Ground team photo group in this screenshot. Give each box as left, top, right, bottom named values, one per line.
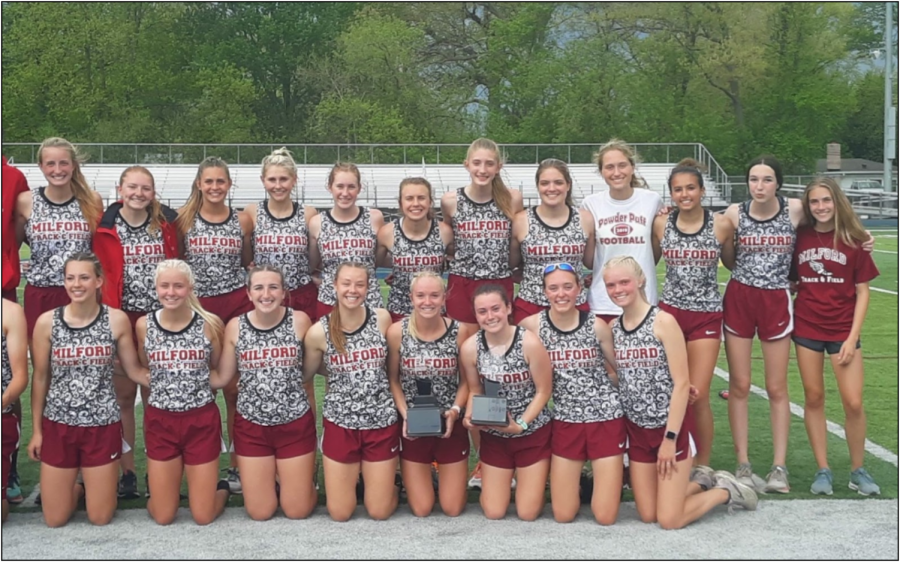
left=0, top=135, right=882, bottom=531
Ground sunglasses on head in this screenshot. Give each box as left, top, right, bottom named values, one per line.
left=543, top=263, right=577, bottom=276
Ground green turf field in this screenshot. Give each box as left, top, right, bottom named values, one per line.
left=7, top=231, right=898, bottom=512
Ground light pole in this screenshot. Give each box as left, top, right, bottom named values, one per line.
left=885, top=2, right=896, bottom=192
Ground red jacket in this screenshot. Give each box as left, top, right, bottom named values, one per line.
left=2, top=157, right=30, bottom=293
left=93, top=202, right=181, bottom=309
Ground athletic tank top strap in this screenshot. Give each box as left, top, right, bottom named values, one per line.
left=25, top=187, right=93, bottom=288
left=321, top=307, right=397, bottom=429
left=732, top=196, right=796, bottom=289
left=235, top=310, right=309, bottom=426
left=449, top=187, right=512, bottom=280
left=184, top=209, right=246, bottom=297
left=45, top=306, right=120, bottom=427
left=144, top=310, right=215, bottom=412
left=399, top=317, right=460, bottom=411
left=1, top=333, right=11, bottom=414
left=538, top=311, right=622, bottom=423
left=116, top=212, right=166, bottom=313
left=611, top=307, right=672, bottom=429
left=475, top=326, right=551, bottom=437
left=316, top=208, right=383, bottom=308
left=660, top=210, right=723, bottom=312
left=253, top=200, right=312, bottom=290
left=387, top=218, right=446, bottom=316
left=518, top=206, right=588, bottom=307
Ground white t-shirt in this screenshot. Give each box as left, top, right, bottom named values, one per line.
left=582, top=188, right=662, bottom=315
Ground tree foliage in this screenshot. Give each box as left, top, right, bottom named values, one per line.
left=1, top=1, right=895, bottom=173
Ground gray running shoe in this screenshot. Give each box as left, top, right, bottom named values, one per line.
left=713, top=470, right=758, bottom=511
left=735, top=463, right=767, bottom=492
left=809, top=468, right=833, bottom=496
left=690, top=465, right=716, bottom=491
left=849, top=468, right=881, bottom=496
left=764, top=465, right=790, bottom=494
left=225, top=467, right=243, bottom=495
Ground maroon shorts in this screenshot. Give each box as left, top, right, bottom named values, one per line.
left=390, top=311, right=407, bottom=324
left=2, top=289, right=17, bottom=303
left=445, top=275, right=514, bottom=324
left=144, top=402, right=223, bottom=466
left=551, top=418, right=627, bottom=461
left=400, top=421, right=470, bottom=465
left=723, top=280, right=793, bottom=341
left=480, top=423, right=552, bottom=470
left=624, top=418, right=692, bottom=464
left=24, top=285, right=70, bottom=338
left=287, top=283, right=318, bottom=321
left=659, top=302, right=723, bottom=342
left=40, top=418, right=122, bottom=469
left=122, top=309, right=147, bottom=347
left=596, top=313, right=619, bottom=325
left=512, top=298, right=589, bottom=324
left=234, top=411, right=317, bottom=459
left=316, top=301, right=334, bottom=322
left=322, top=419, right=401, bottom=464
left=681, top=406, right=699, bottom=457
left=199, top=287, right=253, bottom=326
left=2, top=413, right=19, bottom=497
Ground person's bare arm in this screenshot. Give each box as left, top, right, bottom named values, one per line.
left=1, top=303, right=28, bottom=411
left=210, top=318, right=240, bottom=390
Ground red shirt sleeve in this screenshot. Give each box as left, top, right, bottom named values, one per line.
left=853, top=245, right=880, bottom=286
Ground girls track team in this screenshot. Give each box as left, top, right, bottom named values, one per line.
left=0, top=136, right=882, bottom=530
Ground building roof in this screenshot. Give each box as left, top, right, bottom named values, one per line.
left=816, top=158, right=899, bottom=173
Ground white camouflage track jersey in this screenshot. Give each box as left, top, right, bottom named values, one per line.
left=25, top=188, right=92, bottom=287
left=316, top=208, right=383, bottom=308
left=732, top=196, right=795, bottom=290
left=44, top=306, right=120, bottom=427
left=116, top=213, right=166, bottom=313
left=144, top=311, right=215, bottom=412
left=518, top=206, right=588, bottom=307
left=235, top=310, right=310, bottom=426
left=449, top=188, right=512, bottom=280
left=660, top=210, right=722, bottom=312
left=388, top=218, right=445, bottom=317
left=184, top=209, right=245, bottom=297
left=399, top=318, right=460, bottom=411
left=253, top=200, right=312, bottom=291
left=2, top=333, right=12, bottom=414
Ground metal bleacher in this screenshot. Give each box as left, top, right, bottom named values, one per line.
left=14, top=163, right=729, bottom=211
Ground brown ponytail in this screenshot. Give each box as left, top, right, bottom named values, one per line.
left=177, top=157, right=231, bottom=236
left=328, top=262, right=369, bottom=355
left=38, top=138, right=103, bottom=231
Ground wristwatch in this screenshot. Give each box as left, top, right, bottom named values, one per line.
left=664, top=430, right=677, bottom=441
left=515, top=418, right=529, bottom=431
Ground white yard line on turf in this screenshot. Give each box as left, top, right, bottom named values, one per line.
left=713, top=367, right=899, bottom=468
left=872, top=249, right=898, bottom=254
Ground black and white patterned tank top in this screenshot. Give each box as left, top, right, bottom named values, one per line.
left=449, top=188, right=512, bottom=280
left=388, top=219, right=445, bottom=316
left=399, top=318, right=460, bottom=411
left=518, top=206, right=588, bottom=307
left=321, top=308, right=397, bottom=430
left=317, top=208, right=383, bottom=307
left=660, top=211, right=723, bottom=312
left=1, top=333, right=12, bottom=415
left=45, top=306, right=120, bottom=427
left=184, top=209, right=245, bottom=298
left=117, top=213, right=166, bottom=313
left=476, top=327, right=551, bottom=438
left=732, top=196, right=795, bottom=290
left=25, top=188, right=93, bottom=287
left=612, top=307, right=672, bottom=429
left=235, top=310, right=310, bottom=426
left=144, top=311, right=215, bottom=412
left=253, top=200, right=312, bottom=291
left=538, top=311, right=622, bottom=424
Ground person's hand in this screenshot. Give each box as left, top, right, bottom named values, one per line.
left=688, top=385, right=699, bottom=406
left=789, top=280, right=799, bottom=294
left=656, top=438, right=677, bottom=480
left=28, top=433, right=43, bottom=462
left=837, top=339, right=857, bottom=366
left=442, top=408, right=459, bottom=439
left=583, top=274, right=593, bottom=290
left=402, top=417, right=416, bottom=441
left=462, top=413, right=475, bottom=431
left=862, top=231, right=875, bottom=253
left=657, top=205, right=672, bottom=216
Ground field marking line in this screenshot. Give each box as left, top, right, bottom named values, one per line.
left=872, top=249, right=898, bottom=254
left=713, top=367, right=899, bottom=468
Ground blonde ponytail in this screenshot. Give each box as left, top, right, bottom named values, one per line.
left=38, top=138, right=103, bottom=231
left=328, top=262, right=370, bottom=355
left=177, top=157, right=231, bottom=236
left=466, top=138, right=514, bottom=220
left=154, top=259, right=224, bottom=347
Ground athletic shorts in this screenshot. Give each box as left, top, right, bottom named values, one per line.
left=40, top=418, right=122, bottom=469
left=551, top=418, right=627, bottom=461
left=2, top=289, right=17, bottom=303
left=199, top=287, right=253, bottom=326
left=624, top=418, right=693, bottom=464
left=2, top=413, right=19, bottom=497
left=400, top=420, right=470, bottom=465
left=595, top=313, right=619, bottom=325
left=793, top=336, right=861, bottom=355
left=512, top=298, right=589, bottom=325
left=234, top=411, right=317, bottom=460
left=658, top=302, right=723, bottom=342
left=287, top=283, right=318, bottom=321
left=723, top=280, right=793, bottom=341
left=316, top=301, right=334, bottom=322
left=445, top=275, right=514, bottom=324
left=24, top=285, right=70, bottom=338
left=389, top=311, right=407, bottom=324
left=322, top=419, right=401, bottom=464
left=479, top=423, right=552, bottom=470
left=144, top=402, right=223, bottom=466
